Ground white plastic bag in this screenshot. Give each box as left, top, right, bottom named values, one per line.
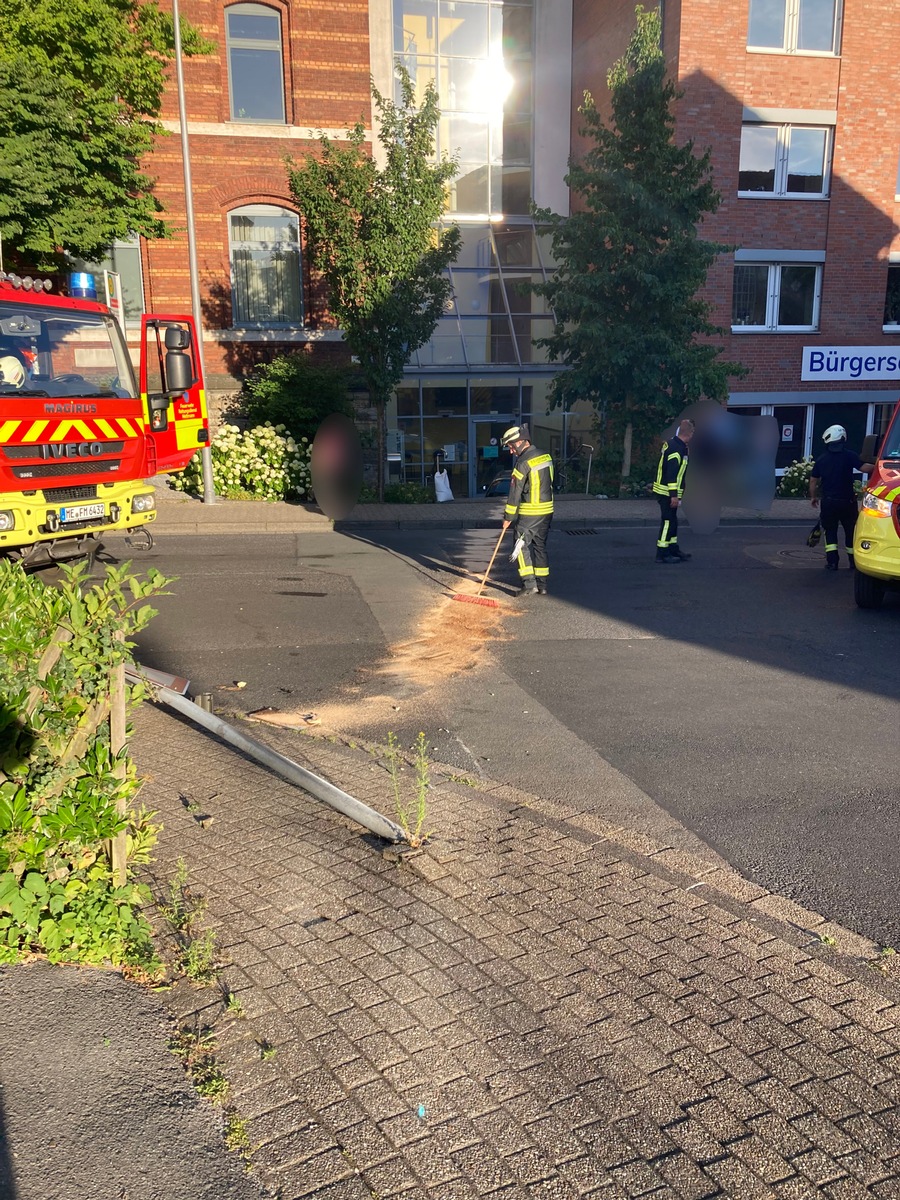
left=434, top=469, right=454, bottom=502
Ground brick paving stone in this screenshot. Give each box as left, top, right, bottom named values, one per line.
left=871, top=1177, right=900, bottom=1198
left=836, top=1147, right=897, bottom=1188
left=133, top=712, right=900, bottom=1200
left=360, top=1155, right=426, bottom=1197
left=702, top=1155, right=780, bottom=1198
left=771, top=1177, right=826, bottom=1200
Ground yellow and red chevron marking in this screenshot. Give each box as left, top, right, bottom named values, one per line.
left=0, top=415, right=143, bottom=445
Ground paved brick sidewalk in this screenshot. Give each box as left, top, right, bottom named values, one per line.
left=135, top=705, right=900, bottom=1200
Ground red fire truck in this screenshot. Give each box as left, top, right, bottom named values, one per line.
left=0, top=271, right=207, bottom=567
left=854, top=402, right=900, bottom=608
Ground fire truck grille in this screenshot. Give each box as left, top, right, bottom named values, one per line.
left=3, top=441, right=124, bottom=459
left=12, top=460, right=121, bottom=480
left=41, top=485, right=99, bottom=503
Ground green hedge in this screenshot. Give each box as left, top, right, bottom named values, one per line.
left=0, top=561, right=169, bottom=967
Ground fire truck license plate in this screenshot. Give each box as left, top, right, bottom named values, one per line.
left=60, top=504, right=105, bottom=523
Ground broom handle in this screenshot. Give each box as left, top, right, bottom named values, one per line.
left=475, top=527, right=507, bottom=597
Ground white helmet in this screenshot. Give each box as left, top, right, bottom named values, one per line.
left=822, top=424, right=847, bottom=444
left=0, top=355, right=25, bottom=387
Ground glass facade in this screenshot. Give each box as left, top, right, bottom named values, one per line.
left=394, top=0, right=533, bottom=217
left=390, top=1, right=563, bottom=495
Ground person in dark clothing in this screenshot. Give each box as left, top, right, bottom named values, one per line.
left=652, top=419, right=695, bottom=563
left=500, top=425, right=554, bottom=596
left=809, top=425, right=875, bottom=570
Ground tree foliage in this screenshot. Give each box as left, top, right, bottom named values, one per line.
left=287, top=66, right=460, bottom=497
left=237, top=354, right=352, bottom=443
left=0, top=0, right=211, bottom=267
left=534, top=5, right=743, bottom=471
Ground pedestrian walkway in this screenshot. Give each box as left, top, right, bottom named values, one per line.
left=128, top=702, right=900, bottom=1200
left=150, top=476, right=813, bottom=535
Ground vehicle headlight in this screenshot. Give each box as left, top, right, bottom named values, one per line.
left=862, top=491, right=893, bottom=517
left=0, top=511, right=14, bottom=532
left=131, top=493, right=156, bottom=514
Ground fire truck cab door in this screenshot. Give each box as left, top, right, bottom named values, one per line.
left=139, top=314, right=209, bottom=474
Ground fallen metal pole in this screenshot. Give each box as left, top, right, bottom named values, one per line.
left=127, top=667, right=405, bottom=844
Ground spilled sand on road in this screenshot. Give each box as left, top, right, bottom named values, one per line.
left=250, top=593, right=518, bottom=733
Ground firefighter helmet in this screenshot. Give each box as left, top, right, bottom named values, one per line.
left=501, top=426, right=525, bottom=448
left=822, top=424, right=847, bottom=444
left=0, top=355, right=25, bottom=388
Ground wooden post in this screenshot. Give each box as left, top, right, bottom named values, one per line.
left=110, top=632, right=128, bottom=888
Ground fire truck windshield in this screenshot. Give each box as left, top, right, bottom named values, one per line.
left=0, top=302, right=137, bottom=400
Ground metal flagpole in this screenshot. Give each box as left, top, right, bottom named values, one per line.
left=171, top=0, right=216, bottom=503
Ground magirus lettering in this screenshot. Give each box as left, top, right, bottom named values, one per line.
left=42, top=403, right=98, bottom=414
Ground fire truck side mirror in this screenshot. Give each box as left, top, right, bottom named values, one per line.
left=861, top=434, right=880, bottom=463
left=164, top=349, right=195, bottom=394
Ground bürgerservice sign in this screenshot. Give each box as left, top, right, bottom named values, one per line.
left=802, top=346, right=900, bottom=382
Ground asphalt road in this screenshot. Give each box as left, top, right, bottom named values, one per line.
left=93, top=523, right=900, bottom=948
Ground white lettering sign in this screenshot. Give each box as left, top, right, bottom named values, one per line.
left=802, top=346, right=900, bottom=381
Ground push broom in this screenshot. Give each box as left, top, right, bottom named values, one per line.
left=452, top=526, right=507, bottom=609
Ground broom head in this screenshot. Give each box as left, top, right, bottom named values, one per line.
left=451, top=593, right=500, bottom=609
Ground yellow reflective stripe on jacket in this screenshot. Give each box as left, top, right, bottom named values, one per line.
left=652, top=440, right=688, bottom=497
left=519, top=452, right=554, bottom=515
left=506, top=447, right=554, bottom=518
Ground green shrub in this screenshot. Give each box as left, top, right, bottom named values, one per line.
left=0, top=561, right=170, bottom=967
left=237, top=354, right=352, bottom=442
left=383, top=481, right=434, bottom=504
left=778, top=457, right=814, bottom=497
left=171, top=422, right=311, bottom=501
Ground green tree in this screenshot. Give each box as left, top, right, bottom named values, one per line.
left=287, top=66, right=460, bottom=499
left=0, top=0, right=211, bottom=268
left=534, top=5, right=743, bottom=482
left=237, top=354, right=351, bottom=443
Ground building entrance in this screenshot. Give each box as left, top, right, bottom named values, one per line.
left=470, top=417, right=515, bottom=496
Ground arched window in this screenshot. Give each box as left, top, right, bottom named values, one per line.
left=229, top=205, right=302, bottom=327
left=226, top=3, right=285, bottom=123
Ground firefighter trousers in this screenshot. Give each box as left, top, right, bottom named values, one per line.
left=821, top=498, right=858, bottom=567
left=514, top=515, right=552, bottom=589
left=657, top=496, right=680, bottom=552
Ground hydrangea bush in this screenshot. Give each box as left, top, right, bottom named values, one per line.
left=778, top=457, right=814, bottom=497
left=170, top=422, right=312, bottom=501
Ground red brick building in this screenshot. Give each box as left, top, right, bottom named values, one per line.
left=574, top=0, right=900, bottom=468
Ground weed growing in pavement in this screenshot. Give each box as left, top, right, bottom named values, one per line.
left=158, top=858, right=219, bottom=983
left=224, top=1111, right=253, bottom=1164
left=446, top=772, right=478, bottom=788
left=169, top=1025, right=229, bottom=1103
left=385, top=732, right=432, bottom=849
left=183, top=927, right=218, bottom=985
left=412, top=732, right=431, bottom=845
left=222, top=990, right=246, bottom=1018
left=159, top=857, right=191, bottom=932
left=869, top=946, right=897, bottom=974
left=257, top=1038, right=277, bottom=1062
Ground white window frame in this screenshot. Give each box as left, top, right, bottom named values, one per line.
left=731, top=252, right=824, bottom=333
left=747, top=0, right=843, bottom=55
left=225, top=2, right=286, bottom=124
left=883, top=260, right=900, bottom=331
left=228, top=204, right=303, bottom=329
left=738, top=123, right=832, bottom=199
